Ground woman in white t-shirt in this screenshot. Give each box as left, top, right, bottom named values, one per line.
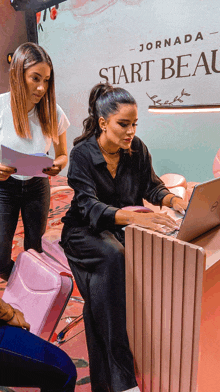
left=0, top=42, right=70, bottom=281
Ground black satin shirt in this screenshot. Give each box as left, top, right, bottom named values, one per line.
left=62, top=135, right=170, bottom=232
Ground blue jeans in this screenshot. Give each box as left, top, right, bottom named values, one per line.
left=0, top=325, right=76, bottom=391
left=0, top=176, right=50, bottom=280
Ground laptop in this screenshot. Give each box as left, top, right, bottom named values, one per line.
left=165, top=177, right=220, bottom=242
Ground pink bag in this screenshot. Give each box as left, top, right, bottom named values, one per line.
left=42, top=228, right=71, bottom=272
left=2, top=249, right=73, bottom=341
left=122, top=206, right=153, bottom=213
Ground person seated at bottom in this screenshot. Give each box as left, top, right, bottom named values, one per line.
left=60, top=82, right=187, bottom=392
left=0, top=298, right=76, bottom=391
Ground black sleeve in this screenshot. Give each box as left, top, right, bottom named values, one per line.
left=67, top=148, right=119, bottom=231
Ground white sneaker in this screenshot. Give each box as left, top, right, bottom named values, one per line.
left=121, top=387, right=141, bottom=392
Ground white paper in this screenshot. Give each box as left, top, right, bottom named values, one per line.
left=1, top=145, right=54, bottom=177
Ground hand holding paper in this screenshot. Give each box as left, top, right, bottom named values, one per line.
left=42, top=163, right=62, bottom=176
left=0, top=162, right=17, bottom=181
left=1, top=145, right=54, bottom=177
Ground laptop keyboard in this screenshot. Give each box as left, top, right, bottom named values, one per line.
left=166, top=229, right=179, bottom=238
left=160, top=218, right=183, bottom=237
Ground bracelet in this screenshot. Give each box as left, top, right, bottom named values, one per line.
left=6, top=309, right=15, bottom=323
left=170, top=195, right=183, bottom=208
left=1, top=304, right=15, bottom=322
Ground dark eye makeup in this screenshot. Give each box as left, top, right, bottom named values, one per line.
left=118, top=122, right=138, bottom=128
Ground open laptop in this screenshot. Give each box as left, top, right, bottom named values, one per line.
left=165, top=177, right=220, bottom=242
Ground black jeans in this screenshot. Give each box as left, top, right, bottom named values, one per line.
left=0, top=325, right=76, bottom=391
left=0, top=176, right=50, bottom=280
left=61, top=226, right=137, bottom=392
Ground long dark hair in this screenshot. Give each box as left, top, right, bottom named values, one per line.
left=74, top=83, right=137, bottom=146
left=9, top=42, right=58, bottom=143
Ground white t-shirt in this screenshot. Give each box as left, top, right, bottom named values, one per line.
left=0, top=92, right=70, bottom=180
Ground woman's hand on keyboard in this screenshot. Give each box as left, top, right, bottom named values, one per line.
left=171, top=197, right=188, bottom=215
left=132, top=212, right=180, bottom=234
left=162, top=194, right=188, bottom=216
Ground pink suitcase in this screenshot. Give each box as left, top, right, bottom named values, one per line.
left=42, top=228, right=71, bottom=273
left=2, top=248, right=73, bottom=341
left=41, top=229, right=84, bottom=343
left=42, top=229, right=83, bottom=299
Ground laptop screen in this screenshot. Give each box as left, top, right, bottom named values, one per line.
left=177, top=177, right=220, bottom=242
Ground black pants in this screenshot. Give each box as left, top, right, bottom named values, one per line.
left=0, top=325, right=76, bottom=391
left=61, top=226, right=137, bottom=392
left=0, top=176, right=50, bottom=280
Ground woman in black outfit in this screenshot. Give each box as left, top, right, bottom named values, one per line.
left=60, top=83, right=187, bottom=392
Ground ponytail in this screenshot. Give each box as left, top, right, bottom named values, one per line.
left=74, top=82, right=136, bottom=146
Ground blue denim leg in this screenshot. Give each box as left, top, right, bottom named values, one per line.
left=0, top=325, right=76, bottom=391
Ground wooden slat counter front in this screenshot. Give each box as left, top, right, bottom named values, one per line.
left=125, top=224, right=220, bottom=392
left=192, top=226, right=220, bottom=392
